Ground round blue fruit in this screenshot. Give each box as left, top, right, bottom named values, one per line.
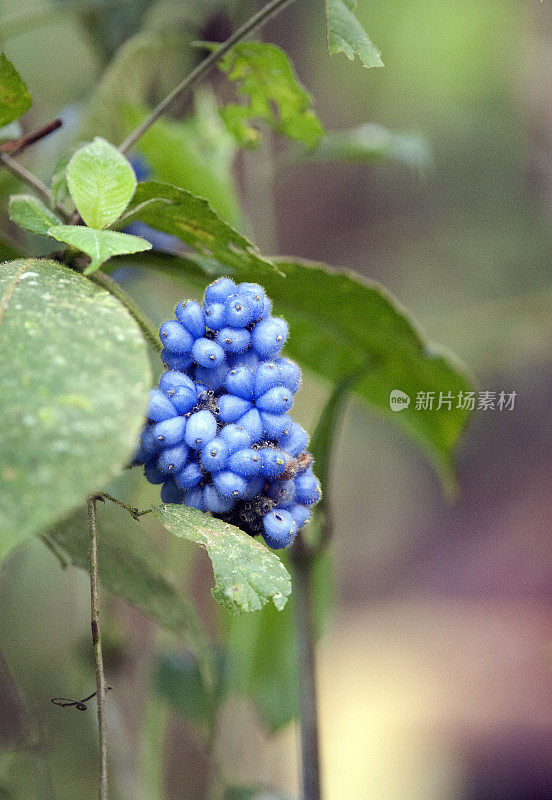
left=192, top=338, right=225, bottom=368
left=262, top=509, right=297, bottom=549
left=175, top=300, right=205, bottom=338
left=185, top=410, right=218, bottom=449
left=159, top=320, right=194, bottom=353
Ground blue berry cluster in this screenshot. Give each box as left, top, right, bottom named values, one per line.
left=134, top=278, right=321, bottom=549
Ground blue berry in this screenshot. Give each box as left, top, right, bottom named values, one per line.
left=275, top=357, right=302, bottom=393
left=153, top=416, right=187, bottom=447
left=251, top=317, right=288, bottom=358
left=239, top=283, right=266, bottom=319
left=175, top=460, right=203, bottom=490
left=237, top=408, right=263, bottom=441
left=261, top=448, right=287, bottom=477
left=294, top=469, right=321, bottom=506
left=289, top=503, right=311, bottom=528
left=227, top=448, right=262, bottom=477
left=184, top=486, right=207, bottom=512
left=144, top=460, right=166, bottom=485
left=218, top=395, right=253, bottom=424
left=160, top=480, right=185, bottom=504
left=201, top=438, right=229, bottom=472
left=205, top=277, right=236, bottom=304
left=224, top=294, right=255, bottom=328
left=170, top=385, right=197, bottom=414
left=133, top=424, right=160, bottom=464
left=219, top=424, right=252, bottom=453
left=256, top=386, right=293, bottom=414
left=203, top=302, right=226, bottom=329
left=175, top=300, right=205, bottom=338
left=161, top=349, right=194, bottom=371
left=192, top=338, right=225, bottom=368
left=203, top=484, right=234, bottom=513
left=254, top=362, right=280, bottom=397
left=158, top=443, right=189, bottom=473
left=228, top=349, right=261, bottom=371
left=159, top=371, right=196, bottom=396
left=212, top=469, right=248, bottom=498
left=241, top=476, right=265, bottom=500
left=194, top=363, right=228, bottom=391
left=262, top=509, right=297, bottom=549
left=225, top=366, right=255, bottom=400
left=278, top=422, right=308, bottom=457
left=260, top=411, right=292, bottom=439
left=159, top=320, right=194, bottom=353
left=147, top=389, right=178, bottom=422
left=267, top=479, right=296, bottom=508
left=185, top=410, right=218, bottom=449
left=217, top=327, right=251, bottom=353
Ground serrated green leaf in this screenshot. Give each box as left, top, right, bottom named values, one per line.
left=305, top=123, right=432, bottom=169
left=9, top=194, right=62, bottom=235
left=326, top=0, right=383, bottom=68
left=48, top=225, right=151, bottom=274
left=152, top=504, right=291, bottom=614
left=66, top=137, right=137, bottom=229
left=0, top=53, right=31, bottom=126
left=118, top=181, right=274, bottom=277
left=111, top=252, right=471, bottom=492
left=46, top=503, right=213, bottom=676
left=214, top=42, right=324, bottom=149
left=0, top=259, right=150, bottom=560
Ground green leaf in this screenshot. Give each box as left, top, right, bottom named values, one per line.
left=112, top=252, right=472, bottom=492
left=118, top=181, right=274, bottom=276
left=326, top=0, right=384, bottom=68
left=215, top=42, right=324, bottom=148
left=0, top=53, right=32, bottom=126
left=227, top=549, right=332, bottom=732
left=8, top=194, right=62, bottom=235
left=0, top=259, right=150, bottom=560
left=46, top=504, right=213, bottom=673
left=154, top=649, right=226, bottom=723
left=123, top=93, right=242, bottom=226
left=50, top=151, right=74, bottom=207
left=66, top=137, right=137, bottom=229
left=47, top=225, right=151, bottom=274
left=152, top=504, right=291, bottom=614
left=305, top=124, right=432, bottom=169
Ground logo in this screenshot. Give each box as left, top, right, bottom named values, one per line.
left=389, top=389, right=410, bottom=412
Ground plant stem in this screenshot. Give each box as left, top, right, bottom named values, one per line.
left=87, top=497, right=108, bottom=800
left=0, top=119, right=63, bottom=155
left=97, top=492, right=141, bottom=520
left=39, top=533, right=70, bottom=569
left=118, top=0, right=297, bottom=154
left=86, top=269, right=163, bottom=352
left=0, top=152, right=71, bottom=221
left=291, top=538, right=322, bottom=800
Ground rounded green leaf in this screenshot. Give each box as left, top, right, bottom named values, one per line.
left=48, top=225, right=151, bottom=274
left=66, top=137, right=137, bottom=229
left=0, top=258, right=151, bottom=559
left=9, top=194, right=62, bottom=235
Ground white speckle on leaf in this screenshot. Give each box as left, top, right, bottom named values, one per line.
left=19, top=271, right=39, bottom=280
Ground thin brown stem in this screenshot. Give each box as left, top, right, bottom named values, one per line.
left=118, top=0, right=297, bottom=154
left=87, top=497, right=108, bottom=800
left=0, top=119, right=62, bottom=155
left=0, top=152, right=71, bottom=221
left=291, top=537, right=323, bottom=800
left=85, top=269, right=162, bottom=352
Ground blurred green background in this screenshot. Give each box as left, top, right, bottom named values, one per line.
left=1, top=1, right=552, bottom=798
